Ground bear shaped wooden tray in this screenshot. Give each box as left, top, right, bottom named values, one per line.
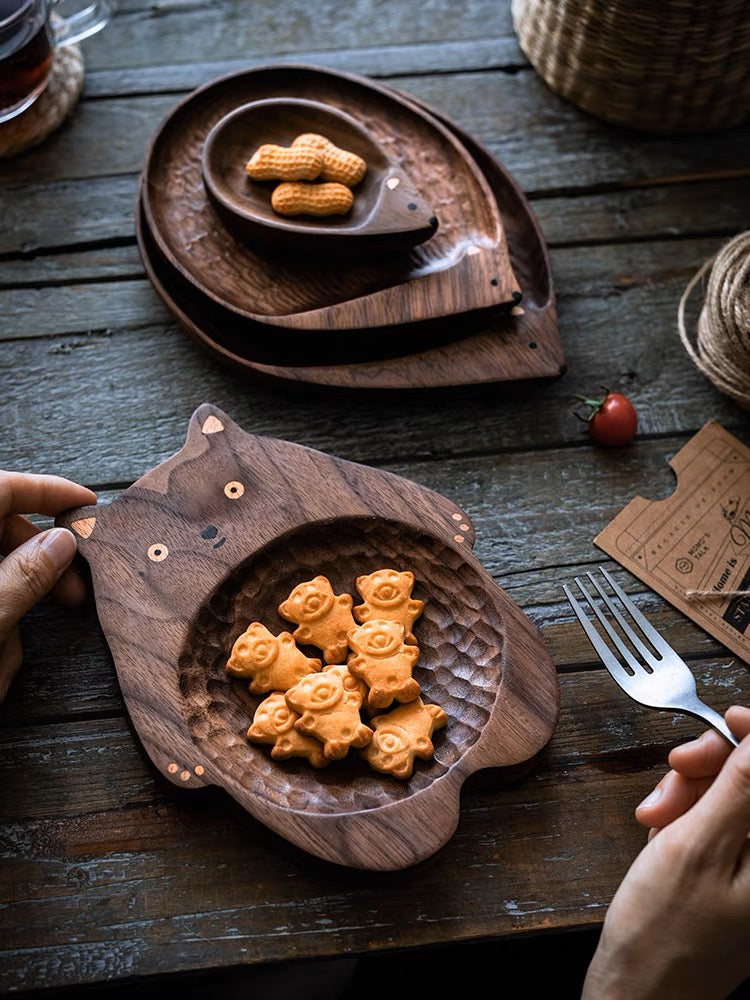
left=57, top=404, right=559, bottom=870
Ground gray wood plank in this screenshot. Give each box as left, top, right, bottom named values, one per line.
left=534, top=177, right=750, bottom=247
left=83, top=0, right=521, bottom=74
left=0, top=176, right=139, bottom=256
left=1, top=72, right=747, bottom=195
left=83, top=37, right=526, bottom=96
left=0, top=279, right=157, bottom=337
left=2, top=659, right=748, bottom=991
left=1, top=237, right=747, bottom=486
left=0, top=245, right=143, bottom=285
left=2, top=174, right=749, bottom=261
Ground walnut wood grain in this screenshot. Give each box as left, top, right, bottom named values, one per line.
left=201, top=97, right=438, bottom=253
left=142, top=63, right=520, bottom=332
left=137, top=197, right=561, bottom=390
left=55, top=404, right=559, bottom=870
left=135, top=81, right=563, bottom=390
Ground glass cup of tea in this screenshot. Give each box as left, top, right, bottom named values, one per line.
left=0, top=0, right=113, bottom=124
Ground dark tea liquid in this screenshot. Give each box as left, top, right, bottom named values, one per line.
left=0, top=0, right=53, bottom=117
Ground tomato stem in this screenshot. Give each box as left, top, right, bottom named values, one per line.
left=575, top=395, right=604, bottom=409
left=571, top=408, right=592, bottom=424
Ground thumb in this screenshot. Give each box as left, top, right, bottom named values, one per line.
left=0, top=528, right=78, bottom=637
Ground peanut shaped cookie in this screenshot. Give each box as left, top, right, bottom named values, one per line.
left=278, top=575, right=357, bottom=663
left=363, top=697, right=447, bottom=780
left=246, top=691, right=329, bottom=768
left=271, top=180, right=353, bottom=217
left=285, top=664, right=372, bottom=761
left=347, top=619, right=420, bottom=710
left=226, top=621, right=321, bottom=694
left=353, top=568, right=424, bottom=644
left=245, top=142, right=324, bottom=181
left=292, top=132, right=367, bottom=186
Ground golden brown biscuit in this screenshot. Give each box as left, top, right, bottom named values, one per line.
left=285, top=663, right=372, bottom=760
left=347, top=619, right=420, bottom=709
left=271, top=180, right=353, bottom=217
left=226, top=621, right=322, bottom=694
left=244, top=142, right=324, bottom=181
left=291, top=132, right=367, bottom=187
left=246, top=691, right=329, bottom=768
left=353, top=568, right=424, bottom=644
left=278, top=575, right=357, bottom=664
left=362, top=697, right=447, bottom=780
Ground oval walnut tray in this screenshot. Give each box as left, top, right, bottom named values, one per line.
left=57, top=405, right=559, bottom=870
left=135, top=95, right=564, bottom=388
left=141, top=63, right=520, bottom=332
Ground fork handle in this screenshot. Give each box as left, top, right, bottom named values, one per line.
left=683, top=696, right=739, bottom=747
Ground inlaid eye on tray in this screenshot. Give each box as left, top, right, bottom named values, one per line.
left=57, top=404, right=559, bottom=870
left=201, top=98, right=438, bottom=254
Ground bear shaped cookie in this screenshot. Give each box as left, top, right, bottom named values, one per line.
left=278, top=575, right=356, bottom=664
left=347, top=619, right=421, bottom=710
left=246, top=691, right=329, bottom=768
left=353, top=568, right=424, bottom=644
left=285, top=663, right=372, bottom=761
left=363, top=697, right=447, bottom=780
left=226, top=621, right=322, bottom=694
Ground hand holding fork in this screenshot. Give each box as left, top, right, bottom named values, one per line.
left=566, top=567, right=750, bottom=997
left=581, top=704, right=750, bottom=1000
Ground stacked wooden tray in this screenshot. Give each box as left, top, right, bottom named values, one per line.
left=137, top=63, right=565, bottom=390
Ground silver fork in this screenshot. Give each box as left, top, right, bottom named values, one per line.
left=563, top=566, right=738, bottom=746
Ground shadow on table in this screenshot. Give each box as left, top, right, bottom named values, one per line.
left=13, top=929, right=750, bottom=999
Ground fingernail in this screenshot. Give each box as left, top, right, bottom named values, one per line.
left=638, top=785, right=662, bottom=809
left=39, top=527, right=77, bottom=572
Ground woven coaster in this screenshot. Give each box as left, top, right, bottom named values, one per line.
left=0, top=42, right=84, bottom=159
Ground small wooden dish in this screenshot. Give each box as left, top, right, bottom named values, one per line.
left=201, top=98, right=438, bottom=254
left=57, top=404, right=560, bottom=870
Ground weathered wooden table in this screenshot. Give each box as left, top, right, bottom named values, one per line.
left=2, top=1, right=750, bottom=996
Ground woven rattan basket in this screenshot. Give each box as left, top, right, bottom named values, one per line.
left=511, top=0, right=750, bottom=133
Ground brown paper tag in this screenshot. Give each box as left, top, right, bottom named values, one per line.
left=594, top=420, right=750, bottom=664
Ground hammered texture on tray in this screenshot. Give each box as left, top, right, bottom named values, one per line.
left=178, top=518, right=503, bottom=813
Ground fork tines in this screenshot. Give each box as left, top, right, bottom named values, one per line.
left=563, top=566, right=666, bottom=675
left=563, top=566, right=740, bottom=747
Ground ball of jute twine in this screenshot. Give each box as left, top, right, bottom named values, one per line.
left=678, top=230, right=750, bottom=410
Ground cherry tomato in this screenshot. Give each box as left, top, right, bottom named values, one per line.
left=577, top=390, right=638, bottom=447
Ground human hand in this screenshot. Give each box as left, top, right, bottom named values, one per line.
left=0, top=471, right=97, bottom=702
left=581, top=706, right=750, bottom=1000
left=635, top=706, right=750, bottom=838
